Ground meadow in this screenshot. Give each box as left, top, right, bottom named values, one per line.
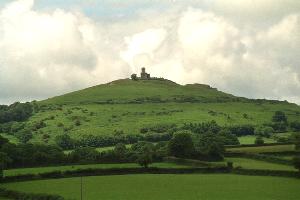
left=226, top=144, right=295, bottom=153
left=3, top=174, right=300, bottom=200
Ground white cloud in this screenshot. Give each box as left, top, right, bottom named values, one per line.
left=0, top=0, right=300, bottom=105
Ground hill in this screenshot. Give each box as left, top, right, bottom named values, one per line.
left=2, top=78, right=300, bottom=144
left=41, top=78, right=238, bottom=105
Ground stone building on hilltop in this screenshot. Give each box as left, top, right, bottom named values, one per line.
left=140, top=67, right=150, bottom=79
left=131, top=67, right=151, bottom=80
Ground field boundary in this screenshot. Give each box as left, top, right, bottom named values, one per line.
left=0, top=188, right=64, bottom=200
left=1, top=167, right=299, bottom=184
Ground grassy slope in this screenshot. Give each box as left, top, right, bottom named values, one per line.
left=4, top=174, right=300, bottom=200
left=6, top=79, right=300, bottom=143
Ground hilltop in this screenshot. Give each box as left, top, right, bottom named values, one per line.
left=41, top=78, right=238, bottom=105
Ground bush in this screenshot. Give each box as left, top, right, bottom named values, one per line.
left=195, top=132, right=224, bottom=161
left=290, top=121, right=300, bottom=131
left=255, top=136, right=264, bottom=145
left=168, top=131, right=195, bottom=158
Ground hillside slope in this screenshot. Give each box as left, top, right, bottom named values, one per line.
left=41, top=79, right=239, bottom=105
left=4, top=79, right=300, bottom=144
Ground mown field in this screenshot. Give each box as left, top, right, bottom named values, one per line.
left=226, top=144, right=295, bottom=153
left=3, top=174, right=300, bottom=200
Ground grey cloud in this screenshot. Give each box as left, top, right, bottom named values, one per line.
left=0, top=0, right=300, bottom=105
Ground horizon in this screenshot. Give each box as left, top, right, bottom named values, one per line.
left=0, top=0, right=300, bottom=105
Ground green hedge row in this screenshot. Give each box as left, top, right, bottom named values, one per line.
left=233, top=168, right=300, bottom=178
left=1, top=167, right=229, bottom=183
left=0, top=188, right=64, bottom=200
left=163, top=157, right=226, bottom=167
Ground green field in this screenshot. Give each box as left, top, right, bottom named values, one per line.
left=4, top=162, right=189, bottom=177
left=225, top=157, right=296, bottom=171
left=3, top=174, right=300, bottom=200
left=238, top=135, right=276, bottom=144
left=226, top=144, right=295, bottom=153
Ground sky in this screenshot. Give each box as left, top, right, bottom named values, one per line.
left=0, top=0, right=299, bottom=105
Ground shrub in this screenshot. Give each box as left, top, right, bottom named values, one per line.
left=168, top=131, right=195, bottom=158
left=255, top=136, right=265, bottom=145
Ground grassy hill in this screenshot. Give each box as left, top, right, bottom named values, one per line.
left=3, top=78, right=300, bottom=144
left=41, top=79, right=237, bottom=105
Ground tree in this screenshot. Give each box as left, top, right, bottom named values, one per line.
left=293, top=133, right=300, bottom=172
left=218, top=129, right=240, bottom=145
left=168, top=131, right=195, bottom=158
left=0, top=135, right=9, bottom=147
left=0, top=152, right=12, bottom=178
left=136, top=145, right=153, bottom=168
left=290, top=121, right=300, bottom=131
left=293, top=156, right=300, bottom=172
left=272, top=111, right=287, bottom=123
left=255, top=126, right=274, bottom=137
left=255, top=136, right=264, bottom=145
left=16, top=129, right=33, bottom=143
left=114, top=143, right=127, bottom=160
left=55, top=134, right=74, bottom=150
left=195, top=132, right=224, bottom=160
left=131, top=74, right=138, bottom=80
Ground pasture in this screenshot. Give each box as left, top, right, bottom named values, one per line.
left=226, top=144, right=295, bottom=153
left=3, top=174, right=300, bottom=200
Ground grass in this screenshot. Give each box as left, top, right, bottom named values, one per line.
left=1, top=79, right=300, bottom=144
left=238, top=135, right=276, bottom=144
left=4, top=162, right=190, bottom=177
left=226, top=144, right=295, bottom=153
left=225, top=157, right=296, bottom=171
left=3, top=174, right=300, bottom=200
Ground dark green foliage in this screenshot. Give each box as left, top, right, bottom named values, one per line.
left=195, top=132, right=224, bottom=161
left=271, top=121, right=288, bottom=132
left=290, top=121, right=300, bottom=131
left=0, top=188, right=65, bottom=200
left=182, top=121, right=221, bottom=134
left=218, top=129, right=240, bottom=145
left=140, top=123, right=177, bottom=134
left=69, top=147, right=99, bottom=163
left=227, top=124, right=255, bottom=136
left=0, top=102, right=33, bottom=123
left=272, top=111, right=287, bottom=123
left=0, top=152, right=12, bottom=178
left=114, top=143, right=127, bottom=160
left=0, top=136, right=9, bottom=147
left=168, top=131, right=195, bottom=158
left=131, top=74, right=137, bottom=80
left=255, top=136, right=265, bottom=145
left=0, top=143, right=65, bottom=168
left=55, top=134, right=74, bottom=150
left=136, top=145, right=153, bottom=168
left=294, top=156, right=300, bottom=171
left=15, top=129, right=33, bottom=143
left=254, top=126, right=274, bottom=137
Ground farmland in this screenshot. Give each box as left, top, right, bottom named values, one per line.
left=3, top=174, right=300, bottom=200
